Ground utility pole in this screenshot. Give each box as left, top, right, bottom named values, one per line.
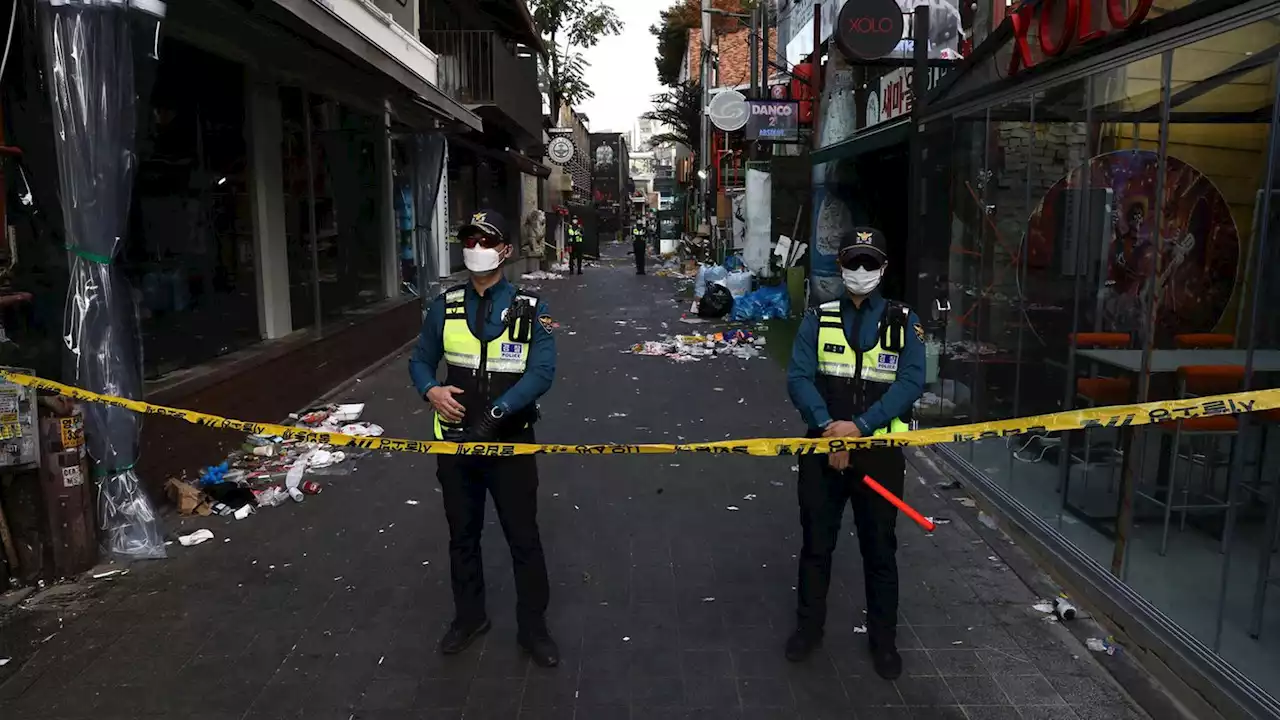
left=700, top=0, right=712, bottom=229
left=749, top=6, right=759, bottom=100
left=761, top=2, right=770, bottom=97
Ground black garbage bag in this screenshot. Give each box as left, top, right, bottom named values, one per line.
left=699, top=283, right=734, bottom=319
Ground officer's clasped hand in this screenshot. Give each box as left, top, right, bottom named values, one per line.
left=822, top=421, right=861, bottom=439
left=427, top=385, right=466, bottom=423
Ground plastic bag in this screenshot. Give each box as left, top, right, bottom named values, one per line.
left=694, top=264, right=728, bottom=299
left=724, top=255, right=746, bottom=272
left=729, top=285, right=791, bottom=321
left=723, top=271, right=753, bottom=298
left=698, top=284, right=734, bottom=318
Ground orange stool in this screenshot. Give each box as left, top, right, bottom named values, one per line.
left=1174, top=333, right=1235, bottom=350
left=1140, top=365, right=1246, bottom=556
left=1065, top=333, right=1133, bottom=488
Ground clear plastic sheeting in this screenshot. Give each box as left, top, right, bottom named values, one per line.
left=38, top=0, right=167, bottom=560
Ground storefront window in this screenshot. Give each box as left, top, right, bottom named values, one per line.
left=278, top=89, right=392, bottom=328
left=311, top=100, right=385, bottom=320
left=280, top=86, right=317, bottom=331
left=126, top=41, right=259, bottom=380
left=934, top=11, right=1280, bottom=702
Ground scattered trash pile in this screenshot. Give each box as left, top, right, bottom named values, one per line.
left=628, top=329, right=766, bottom=363
left=165, top=403, right=381, bottom=520
left=521, top=270, right=564, bottom=281
left=689, top=258, right=790, bottom=322
left=654, top=257, right=697, bottom=279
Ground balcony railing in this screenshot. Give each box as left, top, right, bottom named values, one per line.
left=422, top=30, right=541, bottom=141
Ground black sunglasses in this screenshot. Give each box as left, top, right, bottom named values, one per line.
left=462, top=233, right=505, bottom=249
left=839, top=252, right=883, bottom=272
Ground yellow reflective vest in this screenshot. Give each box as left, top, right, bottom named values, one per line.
left=814, top=300, right=910, bottom=436
left=435, top=286, right=535, bottom=440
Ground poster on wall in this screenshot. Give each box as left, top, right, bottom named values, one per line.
left=1023, top=150, right=1240, bottom=345
left=744, top=169, right=773, bottom=276
left=864, top=67, right=947, bottom=129
left=731, top=193, right=747, bottom=250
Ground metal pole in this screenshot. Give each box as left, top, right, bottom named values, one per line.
left=700, top=0, right=712, bottom=228
left=906, top=5, right=929, bottom=310
left=749, top=7, right=759, bottom=100
left=811, top=0, right=823, bottom=145
left=761, top=2, right=770, bottom=98
left=1243, top=55, right=1280, bottom=641
left=303, top=91, right=323, bottom=333
left=1112, top=50, right=1174, bottom=578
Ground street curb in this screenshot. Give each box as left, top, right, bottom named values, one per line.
left=911, top=446, right=1199, bottom=720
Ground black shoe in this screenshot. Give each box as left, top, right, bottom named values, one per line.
left=785, top=628, right=822, bottom=662
left=439, top=619, right=490, bottom=655
left=518, top=629, right=560, bottom=668
left=870, top=642, right=902, bottom=680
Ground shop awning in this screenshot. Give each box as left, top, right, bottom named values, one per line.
left=810, top=120, right=911, bottom=165
left=168, top=0, right=481, bottom=132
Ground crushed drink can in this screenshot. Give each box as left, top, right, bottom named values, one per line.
left=301, top=480, right=322, bottom=495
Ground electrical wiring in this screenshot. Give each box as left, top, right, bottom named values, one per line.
left=0, top=0, right=16, bottom=87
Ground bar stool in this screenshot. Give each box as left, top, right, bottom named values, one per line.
left=1173, top=333, right=1236, bottom=350
left=1068, top=333, right=1132, bottom=480
left=1140, top=365, right=1246, bottom=556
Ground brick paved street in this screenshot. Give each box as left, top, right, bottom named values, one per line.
left=0, top=244, right=1150, bottom=719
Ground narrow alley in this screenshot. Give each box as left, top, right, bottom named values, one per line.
left=0, top=244, right=1150, bottom=720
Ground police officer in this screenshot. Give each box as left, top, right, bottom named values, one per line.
left=784, top=227, right=925, bottom=679
left=569, top=217, right=584, bottom=275
left=409, top=209, right=560, bottom=667
left=631, top=222, right=647, bottom=275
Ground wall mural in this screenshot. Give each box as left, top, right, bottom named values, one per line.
left=1023, top=150, right=1240, bottom=346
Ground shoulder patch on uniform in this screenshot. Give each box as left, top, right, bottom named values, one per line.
left=913, top=323, right=926, bottom=343
left=539, top=315, right=556, bottom=333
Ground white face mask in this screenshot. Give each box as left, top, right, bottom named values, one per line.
left=463, top=246, right=504, bottom=274
left=842, top=266, right=883, bottom=296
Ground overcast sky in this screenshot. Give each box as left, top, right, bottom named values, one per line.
left=576, top=0, right=669, bottom=134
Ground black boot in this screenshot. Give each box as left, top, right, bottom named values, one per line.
left=439, top=618, right=490, bottom=655
left=785, top=627, right=822, bottom=662
left=518, top=627, right=561, bottom=668
left=869, top=635, right=902, bottom=680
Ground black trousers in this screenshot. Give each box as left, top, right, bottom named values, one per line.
left=570, top=244, right=583, bottom=273
left=437, top=432, right=549, bottom=632
left=633, top=239, right=646, bottom=274
left=796, top=447, right=905, bottom=645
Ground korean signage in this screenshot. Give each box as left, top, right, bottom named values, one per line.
left=864, top=66, right=946, bottom=129
left=745, top=100, right=800, bottom=142
left=1007, top=0, right=1154, bottom=74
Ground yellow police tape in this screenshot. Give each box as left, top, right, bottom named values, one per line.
left=2, top=369, right=1280, bottom=457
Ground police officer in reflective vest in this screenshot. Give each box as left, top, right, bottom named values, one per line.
left=409, top=209, right=560, bottom=667
left=784, top=227, right=925, bottom=679
left=631, top=223, right=647, bottom=275
left=568, top=218, right=584, bottom=275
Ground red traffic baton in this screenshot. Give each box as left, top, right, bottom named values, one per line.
left=863, top=475, right=936, bottom=532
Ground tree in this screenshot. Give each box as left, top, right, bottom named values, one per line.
left=528, top=0, right=623, bottom=116
left=642, top=80, right=702, bottom=156
left=650, top=0, right=752, bottom=88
